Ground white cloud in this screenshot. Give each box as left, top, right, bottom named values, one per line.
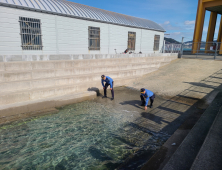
left=184, top=20, right=195, bottom=25
left=166, top=32, right=194, bottom=42
left=164, top=21, right=170, bottom=25
left=160, top=21, right=181, bottom=31
left=173, top=32, right=181, bottom=35
left=203, top=26, right=208, bottom=32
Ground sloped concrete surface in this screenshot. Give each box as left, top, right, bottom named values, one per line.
left=191, top=93, right=222, bottom=170
left=161, top=92, right=222, bottom=170
left=125, top=59, right=222, bottom=170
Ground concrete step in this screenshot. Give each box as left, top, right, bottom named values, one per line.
left=0, top=68, right=154, bottom=105
left=190, top=104, right=222, bottom=170
left=0, top=90, right=97, bottom=125
left=0, top=66, right=158, bottom=93
left=162, top=92, right=222, bottom=170
left=0, top=61, right=166, bottom=83
left=0, top=56, right=176, bottom=72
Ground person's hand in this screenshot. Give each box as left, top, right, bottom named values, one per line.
left=110, top=88, right=112, bottom=90
left=103, top=87, right=105, bottom=89
left=145, top=106, right=147, bottom=111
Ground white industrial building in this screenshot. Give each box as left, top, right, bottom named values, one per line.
left=0, top=0, right=165, bottom=55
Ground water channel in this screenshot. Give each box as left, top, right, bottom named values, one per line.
left=0, top=87, right=172, bottom=170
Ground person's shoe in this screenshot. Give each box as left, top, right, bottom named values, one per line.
left=111, top=98, right=114, bottom=100
left=150, top=105, right=153, bottom=108
left=102, top=96, right=107, bottom=98
left=141, top=103, right=145, bottom=106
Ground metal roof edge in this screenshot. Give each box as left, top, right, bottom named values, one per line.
left=0, top=2, right=166, bottom=32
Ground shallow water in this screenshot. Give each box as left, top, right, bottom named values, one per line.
left=0, top=88, right=170, bottom=170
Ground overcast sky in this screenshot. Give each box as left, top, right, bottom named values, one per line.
left=70, top=0, right=221, bottom=42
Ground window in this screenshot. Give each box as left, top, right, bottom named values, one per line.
left=154, top=35, right=160, bottom=51
left=88, top=26, right=100, bottom=50
left=128, top=32, right=136, bottom=50
left=19, top=17, right=43, bottom=50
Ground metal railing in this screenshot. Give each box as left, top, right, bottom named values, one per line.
left=162, top=42, right=222, bottom=60
left=181, top=42, right=222, bottom=60
left=164, top=44, right=182, bottom=53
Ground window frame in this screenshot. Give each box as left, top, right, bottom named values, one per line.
left=88, top=26, right=100, bottom=51
left=19, top=16, right=43, bottom=50
left=127, top=31, right=136, bottom=51
left=153, top=35, right=160, bottom=51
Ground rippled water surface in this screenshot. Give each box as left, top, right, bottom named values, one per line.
left=0, top=88, right=170, bottom=170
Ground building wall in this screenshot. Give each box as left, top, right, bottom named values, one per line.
left=0, top=6, right=164, bottom=55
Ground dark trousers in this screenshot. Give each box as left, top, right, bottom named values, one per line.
left=104, top=82, right=114, bottom=98
left=140, top=94, right=155, bottom=106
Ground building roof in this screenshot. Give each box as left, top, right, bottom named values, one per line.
left=0, top=0, right=165, bottom=32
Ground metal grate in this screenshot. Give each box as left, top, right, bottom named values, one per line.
left=154, top=35, right=160, bottom=51
left=128, top=32, right=136, bottom=50
left=19, top=17, right=43, bottom=50
left=88, top=26, right=100, bottom=50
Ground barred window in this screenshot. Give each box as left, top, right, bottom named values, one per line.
left=128, top=32, right=136, bottom=50
left=154, top=35, right=160, bottom=51
left=19, top=17, right=43, bottom=50
left=88, top=26, right=100, bottom=50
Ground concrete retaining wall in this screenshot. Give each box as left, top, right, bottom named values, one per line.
left=0, top=53, right=174, bottom=62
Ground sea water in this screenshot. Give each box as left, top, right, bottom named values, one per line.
left=0, top=95, right=169, bottom=170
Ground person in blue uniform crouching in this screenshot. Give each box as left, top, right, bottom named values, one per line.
left=140, top=88, right=155, bottom=110
left=101, top=75, right=114, bottom=100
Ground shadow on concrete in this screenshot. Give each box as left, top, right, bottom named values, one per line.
left=209, top=76, right=222, bottom=79
left=117, top=68, right=222, bottom=170
left=88, top=87, right=101, bottom=96
left=128, top=122, right=158, bottom=135
left=141, top=112, right=170, bottom=125
left=176, top=95, right=202, bottom=101
left=111, top=133, right=137, bottom=147
left=119, top=100, right=143, bottom=110
left=183, top=82, right=218, bottom=89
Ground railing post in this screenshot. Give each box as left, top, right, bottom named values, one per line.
left=214, top=42, right=218, bottom=60
left=171, top=44, right=173, bottom=53
left=180, top=43, right=183, bottom=58
left=163, top=40, right=165, bottom=53
left=180, top=37, right=184, bottom=58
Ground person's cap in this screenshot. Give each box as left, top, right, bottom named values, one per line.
left=140, top=88, right=145, bottom=93
left=101, top=75, right=105, bottom=79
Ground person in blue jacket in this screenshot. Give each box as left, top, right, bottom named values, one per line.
left=140, top=88, right=155, bottom=110
left=101, top=75, right=114, bottom=100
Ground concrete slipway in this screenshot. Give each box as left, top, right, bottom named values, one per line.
left=1, top=57, right=222, bottom=169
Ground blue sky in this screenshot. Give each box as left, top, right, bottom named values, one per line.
left=70, top=0, right=222, bottom=42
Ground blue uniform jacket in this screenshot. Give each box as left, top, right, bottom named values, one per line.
left=141, top=89, right=154, bottom=106
left=101, top=76, right=113, bottom=88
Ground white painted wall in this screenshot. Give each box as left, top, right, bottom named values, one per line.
left=0, top=6, right=164, bottom=55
